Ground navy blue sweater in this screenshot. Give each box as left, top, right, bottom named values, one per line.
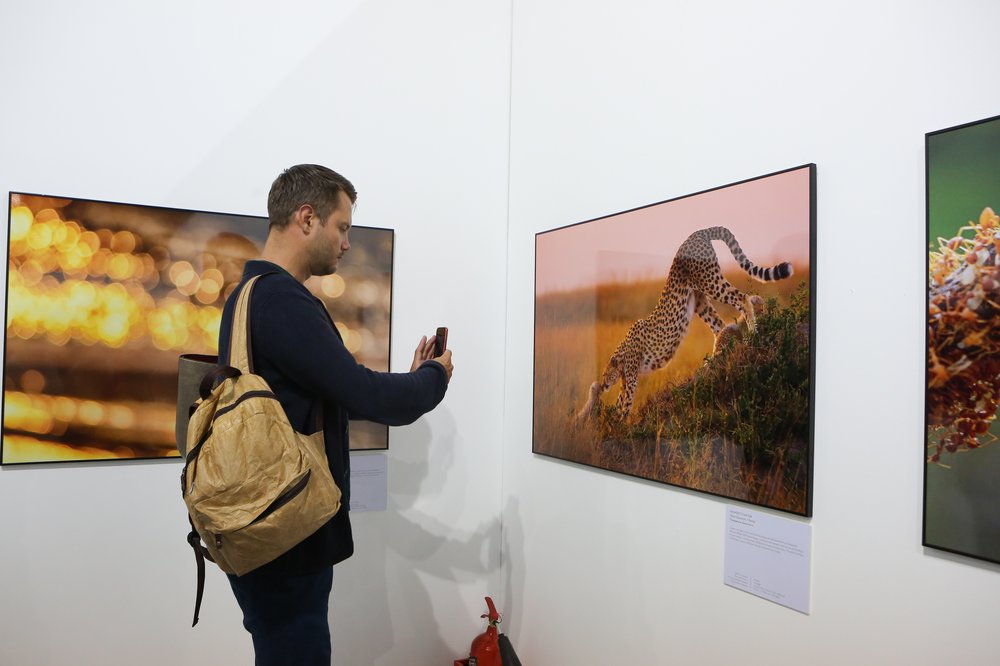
left=218, top=260, right=448, bottom=574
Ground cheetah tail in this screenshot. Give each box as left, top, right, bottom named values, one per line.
left=704, top=226, right=794, bottom=282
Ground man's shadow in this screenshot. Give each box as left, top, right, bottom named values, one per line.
left=330, top=408, right=501, bottom=665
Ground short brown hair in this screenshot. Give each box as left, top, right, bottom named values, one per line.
left=267, top=164, right=357, bottom=230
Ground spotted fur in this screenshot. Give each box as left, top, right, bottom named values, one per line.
left=577, top=226, right=793, bottom=419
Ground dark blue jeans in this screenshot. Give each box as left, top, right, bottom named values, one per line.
left=227, top=566, right=334, bottom=665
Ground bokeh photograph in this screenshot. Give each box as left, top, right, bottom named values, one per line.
left=2, top=193, right=393, bottom=464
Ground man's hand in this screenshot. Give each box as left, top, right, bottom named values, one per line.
left=410, top=335, right=436, bottom=371
left=434, top=349, right=453, bottom=382
left=410, top=335, right=454, bottom=382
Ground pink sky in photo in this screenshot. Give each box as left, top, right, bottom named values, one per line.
left=536, top=167, right=812, bottom=294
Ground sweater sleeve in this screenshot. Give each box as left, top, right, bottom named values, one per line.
left=254, top=287, right=448, bottom=426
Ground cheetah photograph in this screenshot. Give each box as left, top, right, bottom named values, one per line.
left=533, top=165, right=814, bottom=515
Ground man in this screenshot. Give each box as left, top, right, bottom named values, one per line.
left=217, top=164, right=453, bottom=664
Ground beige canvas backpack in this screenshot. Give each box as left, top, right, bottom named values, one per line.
left=180, top=273, right=341, bottom=625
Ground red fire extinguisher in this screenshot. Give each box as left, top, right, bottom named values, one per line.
left=455, top=596, right=521, bottom=666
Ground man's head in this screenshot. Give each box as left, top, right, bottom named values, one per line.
left=266, top=164, right=357, bottom=276
left=267, top=164, right=357, bottom=231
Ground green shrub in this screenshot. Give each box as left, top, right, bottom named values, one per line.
left=627, top=285, right=811, bottom=472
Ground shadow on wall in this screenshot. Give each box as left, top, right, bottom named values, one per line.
left=330, top=409, right=501, bottom=665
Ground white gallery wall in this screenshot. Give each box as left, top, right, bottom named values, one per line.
left=0, top=1, right=510, bottom=665
left=502, top=1, right=1000, bottom=664
left=2, top=0, right=1000, bottom=665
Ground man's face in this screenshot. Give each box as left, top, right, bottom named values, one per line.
left=308, top=190, right=353, bottom=276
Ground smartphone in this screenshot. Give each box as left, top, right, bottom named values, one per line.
left=433, top=327, right=448, bottom=356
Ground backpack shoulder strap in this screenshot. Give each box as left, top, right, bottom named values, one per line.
left=227, top=273, right=273, bottom=374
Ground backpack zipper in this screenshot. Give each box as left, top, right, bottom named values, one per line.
left=212, top=469, right=313, bottom=549
left=211, top=389, right=278, bottom=423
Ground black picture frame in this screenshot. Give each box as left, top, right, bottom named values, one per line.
left=924, top=113, right=1000, bottom=564
left=2, top=192, right=393, bottom=465
left=533, top=165, right=816, bottom=516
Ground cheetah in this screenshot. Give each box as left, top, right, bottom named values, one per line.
left=576, top=226, right=793, bottom=420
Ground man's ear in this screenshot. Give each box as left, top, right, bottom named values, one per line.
left=294, top=204, right=318, bottom=234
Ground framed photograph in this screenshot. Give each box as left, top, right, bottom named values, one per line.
left=534, top=165, right=815, bottom=516
left=2, top=192, right=393, bottom=465
left=925, top=114, right=1000, bottom=563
